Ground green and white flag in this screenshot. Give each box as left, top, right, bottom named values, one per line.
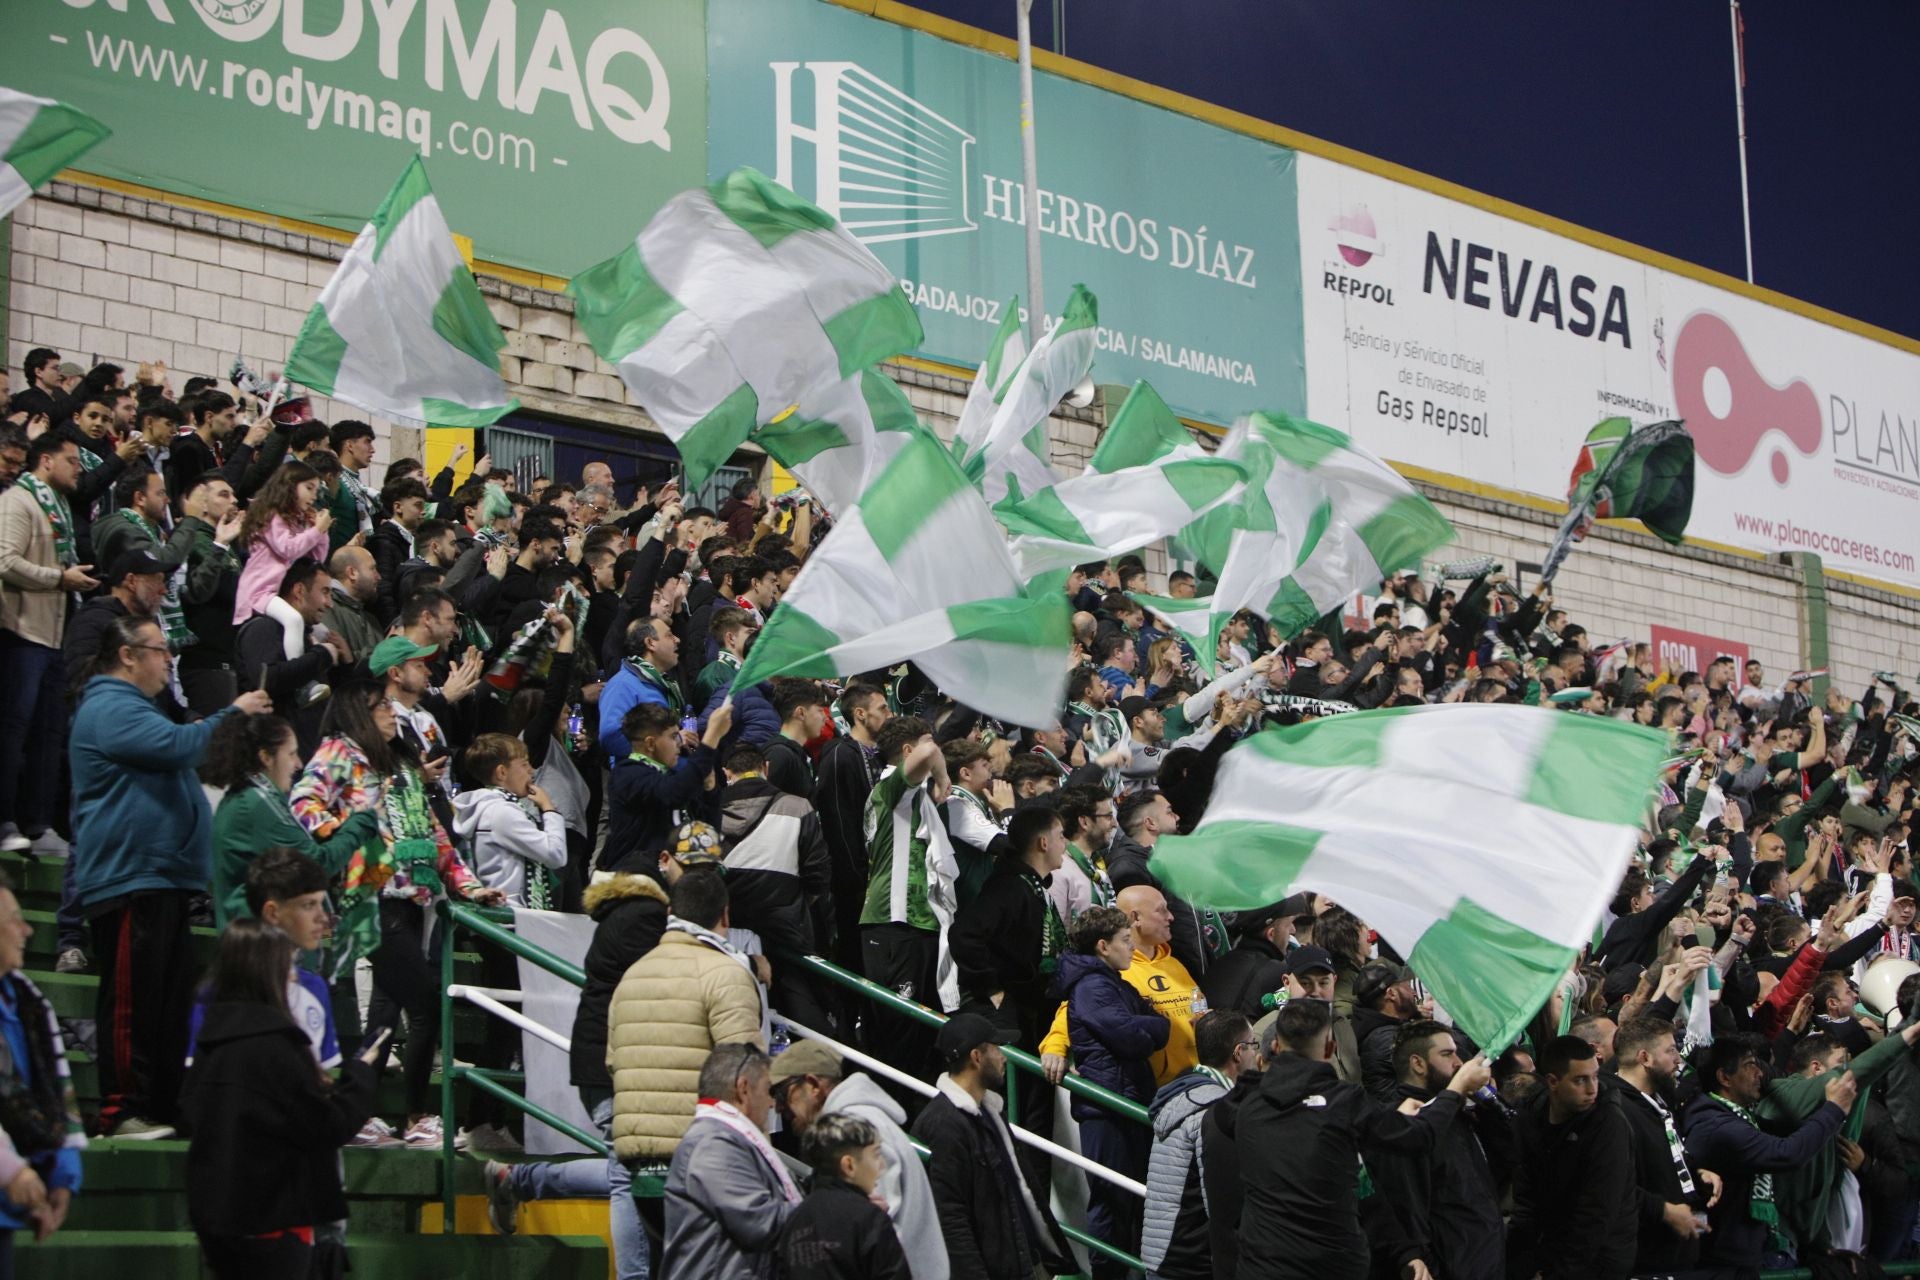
left=1089, top=380, right=1208, bottom=472
left=1154, top=413, right=1452, bottom=674
left=571, top=167, right=923, bottom=492
left=733, top=429, right=1072, bottom=726
left=1000, top=456, right=1246, bottom=582
left=962, top=285, right=1099, bottom=505
left=1152, top=705, right=1669, bottom=1050
left=950, top=299, right=1027, bottom=470
left=751, top=369, right=929, bottom=516
left=286, top=158, right=516, bottom=428
left=0, top=88, right=108, bottom=219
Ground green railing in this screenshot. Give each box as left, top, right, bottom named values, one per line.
left=435, top=903, right=1152, bottom=1273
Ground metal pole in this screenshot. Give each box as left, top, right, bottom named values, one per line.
left=1730, top=0, right=1754, bottom=283
left=1016, top=0, right=1046, bottom=339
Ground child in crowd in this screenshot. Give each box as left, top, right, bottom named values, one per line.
left=452, top=733, right=570, bottom=910
left=189, top=850, right=342, bottom=1072
left=777, top=1112, right=911, bottom=1280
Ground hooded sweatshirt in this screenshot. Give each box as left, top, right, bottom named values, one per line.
left=1141, top=1068, right=1230, bottom=1279
left=451, top=787, right=568, bottom=908
left=818, top=1071, right=950, bottom=1280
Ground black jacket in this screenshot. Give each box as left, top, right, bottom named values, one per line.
left=599, top=745, right=717, bottom=874
left=950, top=860, right=1060, bottom=1045
left=234, top=613, right=335, bottom=752
left=1681, top=1090, right=1845, bottom=1273
left=179, top=1002, right=376, bottom=1238
left=1235, top=1053, right=1462, bottom=1280
left=1507, top=1083, right=1639, bottom=1280
left=1350, top=1006, right=1404, bottom=1103
left=763, top=736, right=814, bottom=799
left=368, top=519, right=414, bottom=624
left=1595, top=853, right=1715, bottom=971
left=1200, top=1067, right=1258, bottom=1280
left=776, top=1175, right=912, bottom=1280
left=716, top=775, right=832, bottom=956
left=1107, top=833, right=1213, bottom=978
left=52, top=423, right=128, bottom=564
left=1200, top=936, right=1289, bottom=1018
left=1365, top=1081, right=1507, bottom=1280
left=569, top=873, right=670, bottom=1090
left=1607, top=1074, right=1706, bottom=1274
left=812, top=734, right=878, bottom=930
left=911, top=1083, right=1073, bottom=1280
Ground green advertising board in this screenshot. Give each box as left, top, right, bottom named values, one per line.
left=705, top=0, right=1305, bottom=425
left=0, top=0, right=707, bottom=277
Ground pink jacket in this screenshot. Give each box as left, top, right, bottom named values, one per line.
left=232, top=516, right=328, bottom=623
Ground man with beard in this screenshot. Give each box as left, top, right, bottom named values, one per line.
left=1366, top=1019, right=1510, bottom=1280
left=1611, top=1017, right=1723, bottom=1274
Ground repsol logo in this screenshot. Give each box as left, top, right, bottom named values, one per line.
left=1423, top=233, right=1630, bottom=346
left=1323, top=270, right=1394, bottom=306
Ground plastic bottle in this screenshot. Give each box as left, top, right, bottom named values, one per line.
left=1189, top=988, right=1210, bottom=1016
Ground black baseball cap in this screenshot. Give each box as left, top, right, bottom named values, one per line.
left=1117, top=695, right=1154, bottom=724
left=1354, top=961, right=1416, bottom=1007
left=106, top=549, right=167, bottom=585
left=1282, top=945, right=1335, bottom=976
left=935, top=1012, right=1017, bottom=1065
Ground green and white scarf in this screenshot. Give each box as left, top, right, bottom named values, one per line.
left=121, top=510, right=196, bottom=650
left=1710, top=1094, right=1778, bottom=1224
left=633, top=658, right=686, bottom=716
left=17, top=475, right=75, bottom=568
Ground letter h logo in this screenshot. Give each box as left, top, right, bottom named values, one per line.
left=772, top=61, right=977, bottom=244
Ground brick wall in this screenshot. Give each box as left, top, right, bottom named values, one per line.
left=9, top=182, right=1916, bottom=688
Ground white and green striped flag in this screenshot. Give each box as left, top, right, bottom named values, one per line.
left=1153, top=705, right=1669, bottom=1050
left=1144, top=412, right=1452, bottom=674
left=961, top=285, right=1098, bottom=505
left=570, top=167, right=923, bottom=492
left=1000, top=381, right=1247, bottom=580
left=950, top=299, right=1027, bottom=471
left=732, top=429, right=1073, bottom=726
left=285, top=158, right=517, bottom=428
left=1088, top=380, right=1209, bottom=471
left=751, top=368, right=928, bottom=517
left=0, top=88, right=108, bottom=219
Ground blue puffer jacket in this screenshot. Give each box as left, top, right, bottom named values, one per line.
left=1056, top=951, right=1169, bottom=1120
left=69, top=676, right=236, bottom=911
left=698, top=677, right=781, bottom=754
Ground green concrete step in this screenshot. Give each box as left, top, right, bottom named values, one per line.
left=16, top=1229, right=607, bottom=1279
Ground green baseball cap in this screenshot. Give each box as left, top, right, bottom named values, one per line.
left=369, top=636, right=437, bottom=675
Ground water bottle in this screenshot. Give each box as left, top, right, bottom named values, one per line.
left=1189, top=987, right=1209, bottom=1016
left=769, top=1019, right=791, bottom=1055
left=565, top=704, right=583, bottom=752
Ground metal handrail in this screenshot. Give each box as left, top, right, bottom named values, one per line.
left=435, top=903, right=1155, bottom=1271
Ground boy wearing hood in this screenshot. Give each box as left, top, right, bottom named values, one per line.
left=453, top=733, right=569, bottom=909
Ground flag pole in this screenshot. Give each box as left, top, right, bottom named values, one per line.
left=1730, top=0, right=1755, bottom=283
left=1015, top=0, right=1046, bottom=340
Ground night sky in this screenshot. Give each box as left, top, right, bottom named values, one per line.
left=906, top=1, right=1920, bottom=342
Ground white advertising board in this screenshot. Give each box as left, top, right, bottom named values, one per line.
left=1297, top=153, right=1920, bottom=588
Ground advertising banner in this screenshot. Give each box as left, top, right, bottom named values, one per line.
left=1296, top=153, right=1920, bottom=590
left=0, top=0, right=707, bottom=276
left=705, top=0, right=1305, bottom=426
left=1649, top=625, right=1748, bottom=676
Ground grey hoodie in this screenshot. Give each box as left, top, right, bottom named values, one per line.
left=819, top=1071, right=950, bottom=1280
left=451, top=787, right=568, bottom=907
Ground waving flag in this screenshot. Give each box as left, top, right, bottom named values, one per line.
left=1152, top=705, right=1669, bottom=1050
left=733, top=430, right=1072, bottom=726
left=950, top=300, right=1027, bottom=471
left=1000, top=382, right=1247, bottom=580
left=1143, top=413, right=1451, bottom=673
left=570, top=167, right=923, bottom=491
left=752, top=369, right=929, bottom=516
left=286, top=158, right=517, bottom=427
left=957, top=285, right=1098, bottom=505
left=0, top=88, right=108, bottom=219
left=1541, top=417, right=1694, bottom=583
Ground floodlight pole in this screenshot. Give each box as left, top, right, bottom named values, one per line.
left=1730, top=0, right=1755, bottom=283
left=1016, top=0, right=1046, bottom=339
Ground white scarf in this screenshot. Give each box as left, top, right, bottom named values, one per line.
left=667, top=917, right=770, bottom=1044
left=692, top=1100, right=801, bottom=1204
left=265, top=594, right=308, bottom=660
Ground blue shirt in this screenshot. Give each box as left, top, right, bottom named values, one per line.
left=0, top=975, right=81, bottom=1227
left=598, top=662, right=671, bottom=766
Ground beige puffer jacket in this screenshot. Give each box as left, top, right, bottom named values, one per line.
left=608, top=930, right=765, bottom=1160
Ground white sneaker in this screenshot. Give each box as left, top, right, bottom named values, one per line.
left=349, top=1117, right=402, bottom=1147
left=403, top=1114, right=447, bottom=1147
left=0, top=826, right=28, bottom=854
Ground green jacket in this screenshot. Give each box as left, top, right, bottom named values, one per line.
left=324, top=480, right=358, bottom=555
left=1759, top=1023, right=1916, bottom=1251
left=210, top=782, right=379, bottom=928
left=91, top=507, right=196, bottom=576
left=318, top=587, right=383, bottom=666
left=1780, top=773, right=1840, bottom=871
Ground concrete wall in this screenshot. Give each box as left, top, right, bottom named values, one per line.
left=10, top=181, right=1916, bottom=693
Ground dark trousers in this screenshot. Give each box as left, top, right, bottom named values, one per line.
left=861, top=923, right=940, bottom=1080
left=0, top=631, right=64, bottom=835
left=199, top=1232, right=313, bottom=1279
left=367, top=898, right=446, bottom=1118
left=90, top=889, right=197, bottom=1127
left=1079, top=1113, right=1149, bottom=1280
left=57, top=850, right=85, bottom=952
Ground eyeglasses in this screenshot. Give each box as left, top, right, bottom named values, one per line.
left=1237, top=1039, right=1259, bottom=1052
left=128, top=643, right=170, bottom=655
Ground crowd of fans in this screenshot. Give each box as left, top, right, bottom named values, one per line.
left=0, top=342, right=1917, bottom=1280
